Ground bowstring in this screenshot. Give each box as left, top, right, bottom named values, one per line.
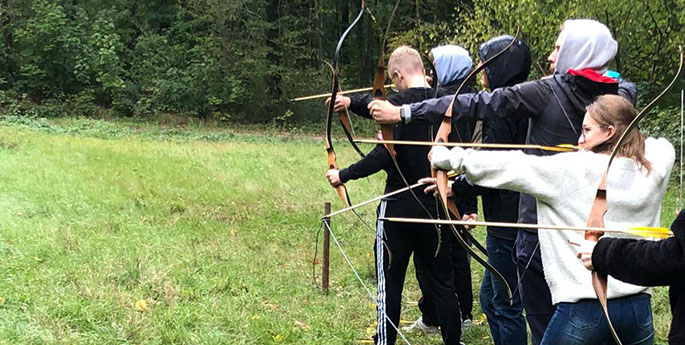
left=676, top=82, right=685, bottom=212
left=322, top=220, right=412, bottom=345
left=312, top=221, right=324, bottom=285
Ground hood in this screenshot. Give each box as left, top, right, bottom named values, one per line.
left=478, top=35, right=531, bottom=89
left=431, top=45, right=472, bottom=86
left=555, top=19, right=617, bottom=75
left=439, top=77, right=477, bottom=96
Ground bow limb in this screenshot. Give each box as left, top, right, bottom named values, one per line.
left=585, top=46, right=684, bottom=345
left=433, top=114, right=511, bottom=292
left=372, top=0, right=401, bottom=156
left=325, top=2, right=367, bottom=159
left=324, top=62, right=366, bottom=159
left=423, top=53, right=441, bottom=97
left=433, top=150, right=513, bottom=299
left=585, top=174, right=617, bottom=343
left=442, top=204, right=514, bottom=300
left=324, top=1, right=367, bottom=204
left=374, top=58, right=394, bottom=156
left=337, top=108, right=365, bottom=158
left=325, top=119, right=377, bottom=231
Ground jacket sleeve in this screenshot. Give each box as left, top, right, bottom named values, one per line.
left=339, top=144, right=392, bottom=183
left=408, top=80, right=550, bottom=124
left=592, top=210, right=685, bottom=286
left=618, top=80, right=638, bottom=106
left=451, top=175, right=481, bottom=215
left=463, top=193, right=478, bottom=215
left=350, top=93, right=406, bottom=119
left=458, top=149, right=581, bottom=205
left=348, top=94, right=374, bottom=119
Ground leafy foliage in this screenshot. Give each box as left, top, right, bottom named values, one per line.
left=0, top=0, right=682, bottom=124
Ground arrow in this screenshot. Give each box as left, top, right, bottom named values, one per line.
left=325, top=181, right=429, bottom=218
left=291, top=84, right=395, bottom=102
left=354, top=139, right=578, bottom=152
left=380, top=217, right=672, bottom=239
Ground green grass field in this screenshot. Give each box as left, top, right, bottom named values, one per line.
left=0, top=117, right=675, bottom=344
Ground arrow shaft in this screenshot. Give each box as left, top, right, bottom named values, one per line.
left=326, top=182, right=428, bottom=218
left=381, top=217, right=672, bottom=237
left=354, top=139, right=577, bottom=152
left=291, top=84, right=395, bottom=102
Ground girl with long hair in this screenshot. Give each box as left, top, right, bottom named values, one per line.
left=430, top=94, right=674, bottom=344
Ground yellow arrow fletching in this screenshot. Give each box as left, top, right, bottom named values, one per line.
left=540, top=144, right=579, bottom=152
left=626, top=226, right=672, bottom=239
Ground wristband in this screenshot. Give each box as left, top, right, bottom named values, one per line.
left=400, top=105, right=412, bottom=124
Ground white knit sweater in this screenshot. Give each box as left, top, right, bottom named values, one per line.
left=458, top=138, right=674, bottom=304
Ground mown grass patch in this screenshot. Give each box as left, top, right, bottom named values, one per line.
left=0, top=117, right=674, bottom=344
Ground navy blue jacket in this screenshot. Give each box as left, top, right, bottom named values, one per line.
left=408, top=71, right=637, bottom=228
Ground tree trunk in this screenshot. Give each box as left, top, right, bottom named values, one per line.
left=356, top=2, right=366, bottom=85
left=266, top=0, right=283, bottom=99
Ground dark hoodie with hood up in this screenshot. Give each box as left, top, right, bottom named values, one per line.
left=451, top=35, right=531, bottom=240
left=401, top=38, right=637, bottom=227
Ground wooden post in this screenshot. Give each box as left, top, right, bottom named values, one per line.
left=322, top=202, right=331, bottom=294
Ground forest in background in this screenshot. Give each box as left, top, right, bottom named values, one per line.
left=0, top=0, right=682, bottom=126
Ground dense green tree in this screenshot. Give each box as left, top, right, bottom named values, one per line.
left=0, top=0, right=681, bottom=123
left=14, top=0, right=88, bottom=100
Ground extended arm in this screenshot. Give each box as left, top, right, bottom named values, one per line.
left=338, top=144, right=393, bottom=183
left=431, top=146, right=587, bottom=205
left=592, top=211, right=685, bottom=286
left=451, top=175, right=479, bottom=215
left=371, top=80, right=549, bottom=125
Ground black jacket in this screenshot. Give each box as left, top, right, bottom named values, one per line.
left=593, top=212, right=685, bottom=345
left=340, top=87, right=477, bottom=214
left=409, top=72, right=637, bottom=228
left=451, top=35, right=530, bottom=241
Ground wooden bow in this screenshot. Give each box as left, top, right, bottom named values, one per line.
left=372, top=0, right=401, bottom=156
left=325, top=0, right=367, bottom=207
left=585, top=46, right=683, bottom=345
left=432, top=28, right=521, bottom=301
left=324, top=62, right=366, bottom=160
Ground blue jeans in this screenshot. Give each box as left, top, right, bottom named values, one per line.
left=480, top=234, right=527, bottom=345
left=541, top=293, right=654, bottom=345
left=515, top=230, right=554, bottom=345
